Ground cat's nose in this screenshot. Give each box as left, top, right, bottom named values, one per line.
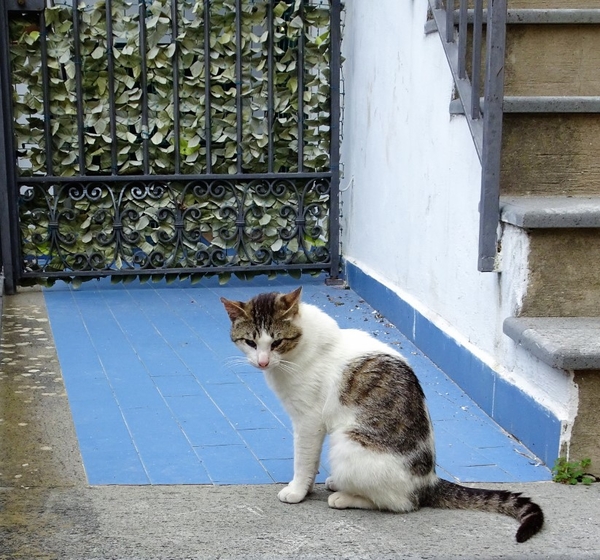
left=257, top=353, right=270, bottom=368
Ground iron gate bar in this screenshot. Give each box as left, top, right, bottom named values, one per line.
left=18, top=172, right=332, bottom=184
left=203, top=0, right=212, bottom=174
left=23, top=263, right=332, bottom=279
left=298, top=0, right=304, bottom=171
left=235, top=0, right=243, bottom=174
left=106, top=0, right=118, bottom=175
left=40, top=10, right=53, bottom=175
left=267, top=0, right=274, bottom=174
left=72, top=0, right=86, bottom=175
left=171, top=0, right=181, bottom=175
left=139, top=0, right=150, bottom=175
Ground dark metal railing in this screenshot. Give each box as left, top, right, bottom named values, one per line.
left=427, top=0, right=507, bottom=272
left=0, top=0, right=341, bottom=292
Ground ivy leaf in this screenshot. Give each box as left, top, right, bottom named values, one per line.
left=91, top=46, right=104, bottom=59
left=289, top=15, right=303, bottom=29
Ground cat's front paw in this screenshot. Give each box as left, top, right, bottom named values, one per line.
left=325, top=476, right=338, bottom=492
left=278, top=484, right=307, bottom=504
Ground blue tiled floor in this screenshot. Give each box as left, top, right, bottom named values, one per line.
left=43, top=274, right=551, bottom=486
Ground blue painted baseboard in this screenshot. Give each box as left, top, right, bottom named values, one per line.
left=344, top=261, right=561, bottom=466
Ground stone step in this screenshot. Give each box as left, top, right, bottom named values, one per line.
left=500, top=195, right=600, bottom=227
left=450, top=96, right=600, bottom=115
left=459, top=8, right=600, bottom=24
left=464, top=1, right=600, bottom=9
left=500, top=197, right=600, bottom=317
left=503, top=316, right=600, bottom=370
left=501, top=113, right=600, bottom=196
left=504, top=23, right=600, bottom=97
left=520, top=228, right=600, bottom=317
left=508, top=1, right=600, bottom=8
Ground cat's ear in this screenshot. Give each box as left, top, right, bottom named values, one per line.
left=279, top=286, right=302, bottom=318
left=220, top=297, right=248, bottom=322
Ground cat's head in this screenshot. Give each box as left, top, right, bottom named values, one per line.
left=221, top=287, right=303, bottom=370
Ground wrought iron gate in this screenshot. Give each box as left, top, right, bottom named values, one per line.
left=0, top=0, right=341, bottom=293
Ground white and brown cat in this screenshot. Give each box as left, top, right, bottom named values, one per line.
left=221, top=287, right=543, bottom=542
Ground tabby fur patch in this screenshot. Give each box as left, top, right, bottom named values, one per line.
left=340, top=353, right=432, bottom=460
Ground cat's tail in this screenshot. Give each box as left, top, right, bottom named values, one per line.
left=421, top=478, right=544, bottom=543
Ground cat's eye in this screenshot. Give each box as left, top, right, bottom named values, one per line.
left=244, top=339, right=257, bottom=348
left=271, top=339, right=283, bottom=349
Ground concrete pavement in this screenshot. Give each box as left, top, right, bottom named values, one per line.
left=1, top=288, right=600, bottom=560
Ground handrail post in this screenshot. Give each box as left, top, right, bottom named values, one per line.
left=479, top=0, right=507, bottom=272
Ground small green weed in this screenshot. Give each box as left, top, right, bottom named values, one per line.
left=552, top=457, right=595, bottom=485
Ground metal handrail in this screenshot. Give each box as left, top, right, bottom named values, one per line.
left=427, top=0, right=507, bottom=272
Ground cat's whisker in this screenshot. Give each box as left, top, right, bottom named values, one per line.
left=277, top=359, right=303, bottom=376
left=223, top=356, right=253, bottom=371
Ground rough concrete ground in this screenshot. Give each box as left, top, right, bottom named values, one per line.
left=1, top=288, right=600, bottom=560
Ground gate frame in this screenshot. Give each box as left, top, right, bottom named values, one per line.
left=0, top=0, right=341, bottom=292
left=0, top=1, right=24, bottom=295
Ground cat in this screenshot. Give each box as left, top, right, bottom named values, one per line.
left=221, top=287, right=544, bottom=543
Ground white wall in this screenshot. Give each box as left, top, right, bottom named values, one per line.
left=339, top=0, right=575, bottom=428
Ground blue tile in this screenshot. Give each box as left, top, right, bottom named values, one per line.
left=205, top=383, right=286, bottom=430
left=123, top=407, right=212, bottom=484
left=435, top=427, right=499, bottom=469
left=195, top=445, right=272, bottom=484
left=82, top=441, right=149, bottom=485
left=153, top=374, right=205, bottom=397
left=235, top=373, right=291, bottom=429
left=164, top=394, right=242, bottom=447
left=260, top=458, right=294, bottom=484
left=238, top=428, right=293, bottom=460
left=110, top=372, right=165, bottom=410
left=475, top=445, right=551, bottom=482
left=189, top=357, right=242, bottom=386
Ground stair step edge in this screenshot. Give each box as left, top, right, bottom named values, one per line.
left=462, top=9, right=600, bottom=25
left=426, top=8, right=600, bottom=34
left=500, top=196, right=600, bottom=228
left=450, top=97, right=600, bottom=115
left=503, top=316, right=600, bottom=370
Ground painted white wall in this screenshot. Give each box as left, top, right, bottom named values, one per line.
left=339, top=0, right=575, bottom=427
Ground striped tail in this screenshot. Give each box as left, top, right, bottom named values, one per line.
left=421, top=478, right=544, bottom=543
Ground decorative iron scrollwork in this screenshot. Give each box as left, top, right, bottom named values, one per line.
left=19, top=176, right=331, bottom=276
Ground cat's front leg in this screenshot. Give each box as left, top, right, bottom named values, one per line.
left=278, top=421, right=325, bottom=504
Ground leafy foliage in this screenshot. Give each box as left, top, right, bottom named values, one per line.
left=8, top=0, right=336, bottom=283
left=552, top=457, right=596, bottom=485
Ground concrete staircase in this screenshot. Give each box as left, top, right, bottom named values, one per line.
left=497, top=1, right=600, bottom=474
